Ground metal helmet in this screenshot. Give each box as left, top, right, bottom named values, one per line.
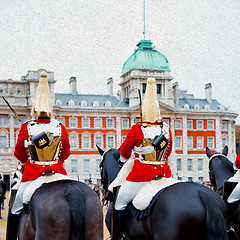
left=31, top=72, right=53, bottom=118
left=142, top=77, right=161, bottom=122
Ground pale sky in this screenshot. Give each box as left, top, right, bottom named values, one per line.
left=0, top=0, right=240, bottom=123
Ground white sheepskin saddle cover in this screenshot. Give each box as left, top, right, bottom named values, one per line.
left=23, top=173, right=73, bottom=204
left=108, top=160, right=179, bottom=211
left=227, top=169, right=240, bottom=203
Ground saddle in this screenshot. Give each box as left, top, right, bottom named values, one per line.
left=23, top=173, right=73, bottom=205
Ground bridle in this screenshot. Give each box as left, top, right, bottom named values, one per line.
left=99, top=148, right=111, bottom=188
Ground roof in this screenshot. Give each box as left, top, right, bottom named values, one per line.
left=175, top=90, right=227, bottom=111
left=121, top=40, right=169, bottom=76
left=55, top=93, right=129, bottom=108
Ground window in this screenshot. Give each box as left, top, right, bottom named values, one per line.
left=81, top=100, right=87, bottom=106
left=176, top=136, right=182, bottom=149
left=95, top=135, right=102, bottom=148
left=107, top=119, right=114, bottom=128
left=104, top=101, right=111, bottom=107
left=71, top=159, right=77, bottom=173
left=93, top=101, right=99, bottom=107
left=69, top=118, right=77, bottom=128
left=96, top=159, right=101, bottom=172
left=17, top=90, right=21, bottom=94
left=82, top=118, right=89, bottom=128
left=0, top=117, right=8, bottom=127
left=198, top=159, right=203, bottom=171
left=70, top=136, right=77, bottom=148
left=107, top=136, right=114, bottom=148
left=122, top=136, right=126, bottom=143
left=56, top=100, right=62, bottom=106
left=197, top=120, right=203, bottom=130
left=207, top=137, right=214, bottom=148
left=175, top=120, right=181, bottom=129
left=187, top=159, right=192, bottom=171
left=68, top=99, right=75, bottom=106
left=84, top=160, right=90, bottom=173
left=187, top=137, right=193, bottom=149
left=157, top=84, right=161, bottom=94
left=207, top=120, right=214, bottom=130
left=57, top=117, right=65, bottom=124
left=199, top=177, right=204, bottom=182
left=222, top=137, right=227, bottom=149
left=188, top=177, right=193, bottom=182
left=83, top=136, right=90, bottom=148
left=124, top=87, right=129, bottom=98
left=163, top=119, right=169, bottom=125
left=94, top=118, right=102, bottom=128
left=197, top=137, right=204, bottom=149
left=222, top=121, right=227, bottom=130
left=122, top=119, right=129, bottom=129
left=0, top=136, right=7, bottom=148
left=177, top=159, right=181, bottom=171
left=187, top=120, right=193, bottom=130
left=142, top=83, right=146, bottom=94
left=0, top=89, right=3, bottom=93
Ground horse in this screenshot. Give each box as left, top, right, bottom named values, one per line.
left=17, top=179, right=103, bottom=240
left=206, top=146, right=240, bottom=239
left=97, top=146, right=228, bottom=240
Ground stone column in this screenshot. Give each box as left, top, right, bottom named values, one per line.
left=215, top=117, right=221, bottom=150
left=9, top=113, right=15, bottom=148
left=182, top=116, right=187, bottom=155
left=116, top=116, right=121, bottom=148
left=170, top=117, right=175, bottom=154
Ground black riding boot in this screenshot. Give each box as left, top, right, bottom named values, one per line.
left=6, top=213, right=21, bottom=240
left=112, top=209, right=126, bottom=240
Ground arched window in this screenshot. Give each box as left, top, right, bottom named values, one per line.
left=104, top=101, right=111, bottom=107
left=68, top=99, right=75, bottom=106
left=56, top=100, right=62, bottom=106
left=81, top=100, right=87, bottom=106
left=93, top=101, right=99, bottom=107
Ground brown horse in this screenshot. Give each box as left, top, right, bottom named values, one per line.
left=98, top=146, right=228, bottom=240
left=18, top=180, right=103, bottom=240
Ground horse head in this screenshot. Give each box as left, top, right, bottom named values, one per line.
left=206, top=146, right=235, bottom=195
left=96, top=145, right=121, bottom=192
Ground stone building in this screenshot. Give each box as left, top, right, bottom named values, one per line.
left=0, top=39, right=238, bottom=188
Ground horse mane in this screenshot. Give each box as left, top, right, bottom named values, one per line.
left=210, top=152, right=234, bottom=174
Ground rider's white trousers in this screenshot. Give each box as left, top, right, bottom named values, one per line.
left=11, top=181, right=32, bottom=214
left=115, top=181, right=146, bottom=210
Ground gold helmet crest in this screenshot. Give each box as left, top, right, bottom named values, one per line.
left=31, top=72, right=53, bottom=118
left=142, top=77, right=161, bottom=122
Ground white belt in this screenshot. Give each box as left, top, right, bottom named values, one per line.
left=29, top=160, right=59, bottom=165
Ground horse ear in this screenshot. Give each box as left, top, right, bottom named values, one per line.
left=222, top=145, right=228, bottom=156
left=206, top=147, right=213, bottom=158
left=96, top=145, right=104, bottom=156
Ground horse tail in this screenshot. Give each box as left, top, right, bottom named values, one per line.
left=65, top=186, right=85, bottom=240
left=199, top=190, right=228, bottom=240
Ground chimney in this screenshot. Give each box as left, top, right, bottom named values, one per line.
left=107, top=77, right=113, bottom=96
left=69, top=77, right=77, bottom=95
left=205, top=83, right=212, bottom=104
left=172, top=82, right=179, bottom=104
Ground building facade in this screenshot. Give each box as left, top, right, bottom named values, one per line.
left=0, top=39, right=238, bottom=188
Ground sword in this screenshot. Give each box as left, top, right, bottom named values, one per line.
left=138, top=89, right=143, bottom=122
left=2, top=96, right=23, bottom=124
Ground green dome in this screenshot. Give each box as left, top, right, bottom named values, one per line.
left=121, top=40, right=169, bottom=76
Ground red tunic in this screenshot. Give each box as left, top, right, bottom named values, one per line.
left=120, top=123, right=172, bottom=182
left=235, top=153, right=240, bottom=168
left=14, top=118, right=70, bottom=182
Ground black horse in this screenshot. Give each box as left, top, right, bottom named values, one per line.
left=206, top=146, right=240, bottom=239
left=97, top=146, right=228, bottom=240
left=17, top=180, right=103, bottom=240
